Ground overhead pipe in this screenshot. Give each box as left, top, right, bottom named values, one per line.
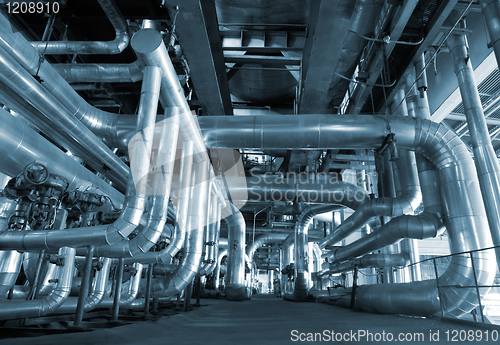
left=31, top=0, right=130, bottom=55
left=0, top=45, right=130, bottom=185
left=447, top=26, right=500, bottom=270
left=0, top=106, right=123, bottom=205
left=53, top=258, right=111, bottom=314
left=328, top=253, right=410, bottom=275
left=0, top=247, right=75, bottom=320
left=200, top=113, right=496, bottom=317
left=151, top=161, right=210, bottom=298
left=246, top=234, right=289, bottom=264
left=225, top=204, right=247, bottom=301
left=0, top=66, right=165, bottom=250
left=327, top=212, right=445, bottom=263
left=480, top=0, right=500, bottom=70
left=52, top=62, right=143, bottom=83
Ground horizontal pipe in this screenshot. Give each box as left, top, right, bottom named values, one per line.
left=31, top=0, right=129, bottom=55
left=52, top=62, right=143, bottom=83
left=327, top=253, right=410, bottom=274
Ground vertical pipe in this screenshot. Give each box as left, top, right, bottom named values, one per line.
left=481, top=0, right=500, bottom=70
left=74, top=245, right=95, bottom=327
left=111, top=258, right=124, bottom=321
left=144, top=263, right=153, bottom=315
left=447, top=27, right=500, bottom=270
left=225, top=204, right=247, bottom=300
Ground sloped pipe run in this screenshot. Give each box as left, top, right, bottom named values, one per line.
left=52, top=61, right=143, bottom=83
left=31, top=0, right=130, bottom=55
left=151, top=161, right=209, bottom=298
left=0, top=67, right=164, bottom=250
left=0, top=247, right=75, bottom=320
left=199, top=114, right=496, bottom=317
left=225, top=204, right=247, bottom=301
left=326, top=212, right=444, bottom=263
left=328, top=253, right=410, bottom=275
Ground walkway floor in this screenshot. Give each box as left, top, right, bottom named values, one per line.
left=0, top=294, right=498, bottom=344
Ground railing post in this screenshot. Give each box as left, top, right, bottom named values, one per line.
left=350, top=267, right=358, bottom=309
left=469, top=251, right=486, bottom=323
left=432, top=258, right=445, bottom=316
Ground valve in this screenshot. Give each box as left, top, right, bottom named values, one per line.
left=23, top=162, right=49, bottom=185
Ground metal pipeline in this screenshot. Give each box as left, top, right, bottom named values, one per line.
left=199, top=113, right=495, bottom=316
left=327, top=212, right=445, bottom=263
left=481, top=0, right=500, bottom=69
left=242, top=175, right=369, bottom=209
left=31, top=0, right=129, bottom=55
left=447, top=29, right=500, bottom=271
left=0, top=44, right=130, bottom=185
left=121, top=141, right=195, bottom=265
left=0, top=66, right=165, bottom=250
left=246, top=234, right=288, bottom=264
left=53, top=258, right=111, bottom=314
left=329, top=253, right=410, bottom=274
left=281, top=234, right=294, bottom=295
left=0, top=247, right=75, bottom=320
left=52, top=62, right=143, bottom=83
left=0, top=250, right=22, bottom=298
left=151, top=161, right=209, bottom=298
left=98, top=263, right=144, bottom=308
left=0, top=106, right=123, bottom=204
left=199, top=195, right=221, bottom=276
left=311, top=243, right=323, bottom=274
left=293, top=205, right=340, bottom=301
left=225, top=204, right=247, bottom=300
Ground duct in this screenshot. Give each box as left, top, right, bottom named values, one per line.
left=0, top=45, right=129, bottom=185
left=52, top=258, right=111, bottom=314
left=0, top=247, right=75, bottom=320
left=241, top=175, right=370, bottom=209
left=447, top=29, right=500, bottom=271
left=327, top=0, right=385, bottom=109
left=0, top=66, right=165, bottom=250
left=225, top=204, right=247, bottom=301
left=327, top=212, right=444, bottom=263
left=121, top=141, right=195, bottom=265
left=293, top=205, right=340, bottom=301
left=98, top=263, right=144, bottom=308
left=151, top=161, right=210, bottom=298
left=201, top=113, right=496, bottom=316
left=328, top=253, right=410, bottom=274
left=52, top=62, right=143, bottom=83
left=0, top=106, right=123, bottom=205
left=31, top=0, right=129, bottom=55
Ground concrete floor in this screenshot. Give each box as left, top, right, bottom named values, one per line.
left=0, top=294, right=498, bottom=344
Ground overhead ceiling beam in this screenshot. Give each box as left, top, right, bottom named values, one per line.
left=347, top=0, right=419, bottom=114
left=224, top=54, right=301, bottom=65
left=163, top=0, right=233, bottom=115
left=298, top=0, right=351, bottom=114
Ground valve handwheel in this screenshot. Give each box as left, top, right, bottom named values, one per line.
left=23, top=162, right=49, bottom=185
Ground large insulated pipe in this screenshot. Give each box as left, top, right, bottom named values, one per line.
left=225, top=204, right=247, bottom=301
left=121, top=140, right=194, bottom=264
left=241, top=175, right=369, bottom=209
left=329, top=253, right=410, bottom=274
left=246, top=234, right=289, bottom=264
left=327, top=212, right=445, bottom=263
left=200, top=114, right=496, bottom=317
left=281, top=234, right=294, bottom=295
left=52, top=62, right=143, bottom=83
left=480, top=0, right=500, bottom=70
left=0, top=247, right=75, bottom=320
left=53, top=258, right=111, bottom=314
left=0, top=67, right=166, bottom=250
left=199, top=194, right=221, bottom=276
left=292, top=205, right=340, bottom=301
left=98, top=263, right=144, bottom=308
left=0, top=107, right=123, bottom=204
left=31, top=0, right=129, bottom=55
left=447, top=28, right=500, bottom=270
left=151, top=161, right=209, bottom=298
left=0, top=45, right=129, bottom=184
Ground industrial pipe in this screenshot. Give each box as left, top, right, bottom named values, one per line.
left=328, top=253, right=410, bottom=274
left=225, top=204, right=247, bottom=301
left=52, top=62, right=143, bottom=83
left=31, top=0, right=130, bottom=55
